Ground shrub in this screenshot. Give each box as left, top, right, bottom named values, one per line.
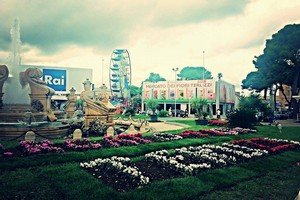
left=123, top=107, right=136, bottom=116
left=191, top=98, right=208, bottom=119
left=158, top=110, right=168, bottom=117
left=226, top=109, right=257, bottom=129
left=146, top=100, right=159, bottom=114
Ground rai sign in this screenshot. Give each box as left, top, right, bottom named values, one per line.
left=43, top=69, right=67, bottom=91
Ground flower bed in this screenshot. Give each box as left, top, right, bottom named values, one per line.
left=150, top=132, right=183, bottom=142
left=19, top=140, right=64, bottom=155
left=103, top=133, right=152, bottom=147
left=199, top=127, right=256, bottom=136
left=179, top=130, right=209, bottom=138
left=199, top=129, right=227, bottom=136
left=116, top=133, right=152, bottom=144
left=232, top=138, right=300, bottom=153
left=208, top=119, right=228, bottom=126
left=0, top=143, right=14, bottom=157
left=145, top=143, right=269, bottom=176
left=80, top=156, right=149, bottom=192
left=64, top=138, right=101, bottom=151
left=78, top=137, right=299, bottom=191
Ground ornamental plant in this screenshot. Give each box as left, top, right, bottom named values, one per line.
left=103, top=133, right=152, bottom=148
left=146, top=99, right=158, bottom=115
left=145, top=142, right=270, bottom=175
left=151, top=132, right=183, bottom=142
left=179, top=130, right=208, bottom=138
left=64, top=138, right=101, bottom=151
left=80, top=156, right=150, bottom=191
left=19, top=140, right=64, bottom=155
left=208, top=119, right=228, bottom=126
left=232, top=138, right=300, bottom=153
left=0, top=144, right=14, bottom=157
left=190, top=97, right=208, bottom=119
left=226, top=108, right=257, bottom=128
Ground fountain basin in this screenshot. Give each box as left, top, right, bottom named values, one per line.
left=0, top=121, right=70, bottom=140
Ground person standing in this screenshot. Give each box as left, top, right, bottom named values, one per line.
left=217, top=109, right=221, bottom=119
left=277, top=123, right=282, bottom=133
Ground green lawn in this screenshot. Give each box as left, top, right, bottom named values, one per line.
left=0, top=121, right=299, bottom=200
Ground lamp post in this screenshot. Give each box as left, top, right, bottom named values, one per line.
left=172, top=67, right=179, bottom=117
left=216, top=73, right=223, bottom=114
left=202, top=51, right=205, bottom=98
left=102, top=59, right=104, bottom=84
left=141, top=81, right=144, bottom=112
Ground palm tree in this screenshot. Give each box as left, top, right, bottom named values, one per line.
left=191, top=97, right=208, bottom=119
left=146, top=99, right=159, bottom=122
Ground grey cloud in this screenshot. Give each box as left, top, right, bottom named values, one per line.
left=0, top=0, right=150, bottom=54
left=150, top=0, right=249, bottom=27
left=0, top=0, right=249, bottom=55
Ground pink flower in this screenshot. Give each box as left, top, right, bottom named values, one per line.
left=3, top=151, right=13, bottom=156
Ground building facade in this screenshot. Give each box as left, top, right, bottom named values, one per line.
left=142, top=79, right=235, bottom=116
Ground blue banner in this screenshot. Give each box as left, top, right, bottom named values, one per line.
left=43, top=69, right=67, bottom=91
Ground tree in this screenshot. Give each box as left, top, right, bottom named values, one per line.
left=242, top=24, right=300, bottom=118
left=144, top=73, right=166, bottom=82
left=130, top=85, right=141, bottom=97
left=239, top=94, right=272, bottom=121
left=242, top=71, right=270, bottom=99
left=190, top=98, right=208, bottom=119
left=131, top=95, right=141, bottom=108
left=177, top=66, right=213, bottom=80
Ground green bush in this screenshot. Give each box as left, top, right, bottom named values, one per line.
left=158, top=110, right=168, bottom=117
left=124, top=107, right=136, bottom=116
left=226, top=109, right=257, bottom=129
left=146, top=100, right=159, bottom=114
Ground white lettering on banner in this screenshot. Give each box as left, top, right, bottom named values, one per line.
left=44, top=75, right=65, bottom=85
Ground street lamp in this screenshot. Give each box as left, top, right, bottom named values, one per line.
left=202, top=51, right=205, bottom=98
left=102, top=59, right=104, bottom=84
left=172, top=67, right=179, bottom=117
left=216, top=72, right=223, bottom=114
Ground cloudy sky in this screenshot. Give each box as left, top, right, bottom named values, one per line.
left=0, top=0, right=300, bottom=91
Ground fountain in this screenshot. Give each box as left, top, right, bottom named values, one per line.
left=0, top=19, right=119, bottom=140
left=0, top=19, right=70, bottom=140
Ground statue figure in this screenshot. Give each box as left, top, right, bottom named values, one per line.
left=20, top=68, right=56, bottom=121
left=68, top=110, right=85, bottom=129
left=78, top=78, right=116, bottom=128
left=97, top=83, right=109, bottom=103
left=64, top=87, right=77, bottom=118
left=0, top=65, right=9, bottom=108
left=80, top=78, right=94, bottom=101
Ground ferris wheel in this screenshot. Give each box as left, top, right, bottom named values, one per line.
left=109, top=49, right=132, bottom=104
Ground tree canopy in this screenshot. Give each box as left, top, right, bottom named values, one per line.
left=144, top=73, right=166, bottom=82
left=177, top=66, right=213, bottom=80
left=242, top=24, right=300, bottom=116
left=130, top=85, right=141, bottom=97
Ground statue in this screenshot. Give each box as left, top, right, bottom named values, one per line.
left=97, top=84, right=109, bottom=103
left=20, top=68, right=56, bottom=121
left=80, top=78, right=94, bottom=101
left=64, top=87, right=77, bottom=118
left=77, top=78, right=116, bottom=128
left=0, top=65, right=9, bottom=108
left=68, top=110, right=85, bottom=129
